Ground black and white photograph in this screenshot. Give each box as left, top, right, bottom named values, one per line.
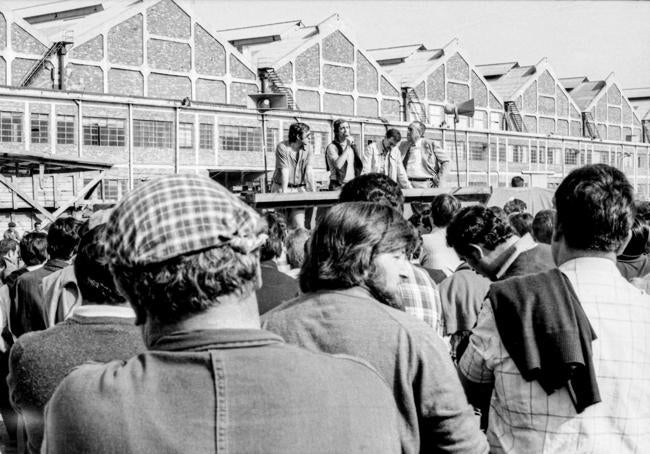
left=0, top=0, right=648, bottom=452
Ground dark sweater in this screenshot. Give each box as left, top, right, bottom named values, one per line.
left=8, top=312, right=145, bottom=454
left=256, top=261, right=300, bottom=315
left=489, top=268, right=600, bottom=413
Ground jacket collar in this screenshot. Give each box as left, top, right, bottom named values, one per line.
left=44, top=258, right=71, bottom=271
left=149, top=329, right=285, bottom=352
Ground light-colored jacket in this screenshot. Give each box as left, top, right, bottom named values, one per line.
left=363, top=141, right=412, bottom=189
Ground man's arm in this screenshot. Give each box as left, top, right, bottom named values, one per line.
left=275, top=144, right=290, bottom=193
left=395, top=155, right=412, bottom=189
left=457, top=299, right=498, bottom=416
left=326, top=143, right=351, bottom=170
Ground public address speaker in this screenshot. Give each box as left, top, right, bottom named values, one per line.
left=248, top=93, right=288, bottom=111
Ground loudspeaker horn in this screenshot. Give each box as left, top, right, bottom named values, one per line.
left=443, top=98, right=475, bottom=118
left=248, top=93, right=288, bottom=111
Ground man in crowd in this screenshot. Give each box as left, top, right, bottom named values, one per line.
left=256, top=212, right=300, bottom=314
left=363, top=129, right=411, bottom=189
left=616, top=215, right=650, bottom=280
left=12, top=217, right=82, bottom=337
left=9, top=225, right=145, bottom=454
left=0, top=239, right=19, bottom=283
left=503, top=198, right=527, bottom=215
left=399, top=121, right=450, bottom=188
left=271, top=122, right=315, bottom=228
left=263, top=202, right=488, bottom=454
left=339, top=173, right=442, bottom=331
left=0, top=232, right=47, bottom=449
left=510, top=175, right=525, bottom=187
left=3, top=222, right=20, bottom=243
left=447, top=205, right=554, bottom=281
left=532, top=209, right=555, bottom=244
left=459, top=164, right=650, bottom=452
left=43, top=175, right=404, bottom=453
left=326, top=119, right=363, bottom=190
left=420, top=194, right=462, bottom=276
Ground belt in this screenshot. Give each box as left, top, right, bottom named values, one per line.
left=288, top=183, right=306, bottom=188
left=408, top=177, right=436, bottom=181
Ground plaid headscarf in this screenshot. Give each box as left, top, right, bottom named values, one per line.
left=105, top=174, right=266, bottom=268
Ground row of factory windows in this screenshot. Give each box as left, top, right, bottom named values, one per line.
left=0, top=110, right=644, bottom=168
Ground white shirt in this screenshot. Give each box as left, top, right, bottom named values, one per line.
left=419, top=227, right=462, bottom=276
left=459, top=257, right=650, bottom=453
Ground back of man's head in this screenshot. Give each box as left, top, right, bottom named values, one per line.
left=503, top=198, right=527, bottom=215
left=105, top=175, right=266, bottom=326
left=532, top=209, right=555, bottom=244
left=509, top=212, right=534, bottom=237
left=430, top=194, right=461, bottom=228
left=74, top=225, right=125, bottom=305
left=47, top=217, right=82, bottom=260
left=511, top=176, right=525, bottom=188
left=554, top=164, right=634, bottom=252
left=447, top=205, right=515, bottom=259
left=0, top=238, right=18, bottom=257
left=20, top=232, right=48, bottom=266
left=260, top=211, right=288, bottom=262
left=339, top=173, right=405, bottom=213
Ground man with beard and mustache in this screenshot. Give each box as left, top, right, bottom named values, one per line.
left=263, top=202, right=488, bottom=454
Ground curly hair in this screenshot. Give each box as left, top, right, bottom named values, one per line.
left=503, top=198, right=527, bottom=215
left=446, top=205, right=515, bottom=259
left=112, top=246, right=260, bottom=325
left=554, top=164, right=634, bottom=252
left=260, top=211, right=288, bottom=262
left=339, top=173, right=405, bottom=212
left=300, top=202, right=416, bottom=293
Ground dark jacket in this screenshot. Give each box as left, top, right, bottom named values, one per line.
left=12, top=259, right=69, bottom=337
left=500, top=243, right=555, bottom=281
left=616, top=254, right=650, bottom=280
left=262, top=287, right=488, bottom=454
left=255, top=261, right=300, bottom=315
left=8, top=311, right=145, bottom=454
left=42, top=328, right=403, bottom=454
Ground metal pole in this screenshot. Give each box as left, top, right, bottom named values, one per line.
left=453, top=120, right=461, bottom=187
left=261, top=112, right=268, bottom=193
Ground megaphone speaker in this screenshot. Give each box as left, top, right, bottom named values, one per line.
left=457, top=99, right=475, bottom=117
left=248, top=93, right=288, bottom=111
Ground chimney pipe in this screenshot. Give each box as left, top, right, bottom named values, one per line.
left=58, top=43, right=67, bottom=90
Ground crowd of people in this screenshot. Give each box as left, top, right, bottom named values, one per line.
left=0, top=123, right=647, bottom=453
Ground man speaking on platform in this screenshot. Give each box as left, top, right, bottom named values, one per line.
left=400, top=121, right=450, bottom=188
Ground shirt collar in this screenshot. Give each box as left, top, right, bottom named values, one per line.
left=559, top=256, right=619, bottom=274
left=149, top=329, right=285, bottom=352
left=73, top=305, right=136, bottom=319
left=495, top=233, right=538, bottom=279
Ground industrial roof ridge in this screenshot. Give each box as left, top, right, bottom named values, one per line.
left=218, top=19, right=304, bottom=32
left=230, top=12, right=403, bottom=98
left=41, top=0, right=259, bottom=77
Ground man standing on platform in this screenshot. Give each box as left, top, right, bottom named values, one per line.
left=364, top=129, right=412, bottom=189
left=400, top=121, right=450, bottom=188
left=325, top=119, right=363, bottom=190
left=271, top=122, right=315, bottom=228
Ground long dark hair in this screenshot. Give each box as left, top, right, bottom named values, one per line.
left=300, top=202, right=416, bottom=293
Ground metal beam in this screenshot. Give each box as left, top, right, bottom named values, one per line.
left=245, top=187, right=492, bottom=209
left=50, top=171, right=105, bottom=220
left=0, top=175, right=55, bottom=221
